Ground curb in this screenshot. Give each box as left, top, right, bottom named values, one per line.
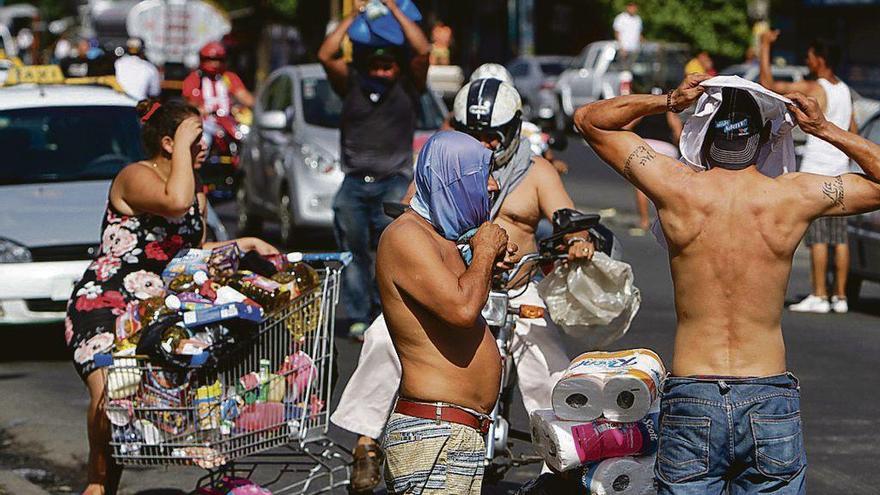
left=0, top=470, right=51, bottom=495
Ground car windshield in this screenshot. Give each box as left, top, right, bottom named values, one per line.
left=301, top=77, right=446, bottom=130
left=539, top=62, right=568, bottom=76
left=0, top=105, right=143, bottom=185
left=609, top=45, right=690, bottom=92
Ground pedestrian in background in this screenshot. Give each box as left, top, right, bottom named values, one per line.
left=430, top=20, right=452, bottom=65
left=613, top=2, right=642, bottom=56
left=685, top=50, right=717, bottom=76
left=759, top=31, right=856, bottom=314
left=114, top=37, right=161, bottom=101
left=318, top=0, right=430, bottom=340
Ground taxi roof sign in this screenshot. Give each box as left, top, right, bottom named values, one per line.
left=2, top=64, right=125, bottom=93
left=5, top=65, right=65, bottom=86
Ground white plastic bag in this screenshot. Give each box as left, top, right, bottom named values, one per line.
left=538, top=252, right=641, bottom=349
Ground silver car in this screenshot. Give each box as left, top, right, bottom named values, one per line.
left=506, top=55, right=571, bottom=122
left=236, top=64, right=447, bottom=246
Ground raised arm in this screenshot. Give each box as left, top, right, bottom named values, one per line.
left=785, top=93, right=880, bottom=218
left=759, top=30, right=820, bottom=99
left=318, top=3, right=364, bottom=97
left=384, top=0, right=430, bottom=91
left=380, top=218, right=509, bottom=328
left=573, top=74, right=708, bottom=205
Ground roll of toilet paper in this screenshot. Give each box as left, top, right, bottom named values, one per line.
left=552, top=349, right=665, bottom=422
left=551, top=372, right=605, bottom=422
left=582, top=456, right=656, bottom=495
left=530, top=402, right=660, bottom=472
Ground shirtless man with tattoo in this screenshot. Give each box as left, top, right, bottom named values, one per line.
left=575, top=74, right=880, bottom=494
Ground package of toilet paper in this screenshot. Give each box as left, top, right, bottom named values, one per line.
left=581, top=456, right=657, bottom=495
left=530, top=402, right=659, bottom=472
left=552, top=349, right=665, bottom=423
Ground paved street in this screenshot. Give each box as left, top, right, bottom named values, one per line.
left=1, top=140, right=879, bottom=494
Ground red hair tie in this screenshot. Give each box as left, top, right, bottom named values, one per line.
left=141, top=102, right=162, bottom=123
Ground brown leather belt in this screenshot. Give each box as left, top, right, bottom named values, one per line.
left=394, top=398, right=492, bottom=434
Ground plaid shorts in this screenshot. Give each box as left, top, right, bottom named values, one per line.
left=382, top=412, right=485, bottom=495
left=805, top=216, right=848, bottom=246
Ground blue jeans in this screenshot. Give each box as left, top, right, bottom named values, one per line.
left=656, top=373, right=807, bottom=495
left=333, top=172, right=410, bottom=325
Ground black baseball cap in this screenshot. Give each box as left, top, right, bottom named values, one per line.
left=705, top=87, right=765, bottom=170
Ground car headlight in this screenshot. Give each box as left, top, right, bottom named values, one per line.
left=301, top=145, right=340, bottom=176
left=0, top=238, right=32, bottom=263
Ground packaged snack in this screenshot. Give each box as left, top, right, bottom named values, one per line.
left=208, top=243, right=241, bottom=281
left=182, top=303, right=263, bottom=328
left=162, top=249, right=212, bottom=283
left=194, top=380, right=222, bottom=431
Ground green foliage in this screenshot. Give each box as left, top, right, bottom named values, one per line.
left=5, top=0, right=75, bottom=22
left=603, top=0, right=752, bottom=59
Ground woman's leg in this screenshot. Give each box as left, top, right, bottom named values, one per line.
left=83, top=370, right=122, bottom=495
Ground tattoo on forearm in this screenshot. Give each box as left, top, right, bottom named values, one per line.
left=622, top=145, right=656, bottom=179
left=821, top=176, right=846, bottom=211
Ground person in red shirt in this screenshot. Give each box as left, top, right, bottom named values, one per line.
left=182, top=41, right=255, bottom=150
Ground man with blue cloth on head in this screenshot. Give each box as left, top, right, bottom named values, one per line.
left=318, top=0, right=431, bottom=340
left=376, top=131, right=517, bottom=495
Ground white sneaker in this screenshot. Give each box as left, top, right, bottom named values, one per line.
left=789, top=294, right=831, bottom=313
left=831, top=296, right=849, bottom=314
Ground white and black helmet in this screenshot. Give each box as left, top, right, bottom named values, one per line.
left=453, top=78, right=523, bottom=166
left=469, top=63, right=513, bottom=85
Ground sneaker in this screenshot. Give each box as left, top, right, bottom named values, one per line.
left=831, top=296, right=849, bottom=314
left=348, top=322, right=369, bottom=341
left=789, top=294, right=831, bottom=313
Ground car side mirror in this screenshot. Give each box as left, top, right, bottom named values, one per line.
left=258, top=110, right=288, bottom=131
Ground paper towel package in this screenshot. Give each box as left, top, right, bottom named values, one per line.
left=552, top=349, right=665, bottom=423
left=581, top=456, right=657, bottom=495
left=530, top=402, right=660, bottom=472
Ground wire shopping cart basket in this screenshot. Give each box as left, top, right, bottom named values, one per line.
left=101, top=252, right=351, bottom=494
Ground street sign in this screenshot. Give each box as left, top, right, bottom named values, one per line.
left=126, top=0, right=231, bottom=69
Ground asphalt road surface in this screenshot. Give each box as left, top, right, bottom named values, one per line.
left=1, top=140, right=879, bottom=494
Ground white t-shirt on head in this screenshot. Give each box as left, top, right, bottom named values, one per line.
left=114, top=55, right=161, bottom=101
left=613, top=12, right=642, bottom=52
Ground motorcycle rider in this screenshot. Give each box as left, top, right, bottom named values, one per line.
left=332, top=73, right=594, bottom=492
left=182, top=41, right=255, bottom=151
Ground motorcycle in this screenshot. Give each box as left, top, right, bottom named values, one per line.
left=200, top=106, right=252, bottom=201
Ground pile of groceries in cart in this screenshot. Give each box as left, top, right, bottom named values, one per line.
left=98, top=245, right=349, bottom=471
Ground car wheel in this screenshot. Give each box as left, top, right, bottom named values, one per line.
left=278, top=192, right=299, bottom=248
left=235, top=182, right=262, bottom=235
left=556, top=95, right=570, bottom=133
left=845, top=273, right=863, bottom=306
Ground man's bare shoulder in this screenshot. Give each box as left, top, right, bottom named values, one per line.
left=379, top=212, right=439, bottom=259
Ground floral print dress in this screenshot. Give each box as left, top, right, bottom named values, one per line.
left=65, top=195, right=204, bottom=379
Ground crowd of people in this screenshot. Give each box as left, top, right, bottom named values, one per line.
left=54, top=0, right=880, bottom=494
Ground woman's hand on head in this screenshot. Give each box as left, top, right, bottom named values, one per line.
left=236, top=237, right=280, bottom=256
left=174, top=116, right=203, bottom=150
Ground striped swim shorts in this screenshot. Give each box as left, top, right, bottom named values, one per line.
left=805, top=216, right=848, bottom=246
left=382, top=412, right=485, bottom=494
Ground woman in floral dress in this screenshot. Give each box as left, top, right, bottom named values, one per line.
left=65, top=99, right=277, bottom=495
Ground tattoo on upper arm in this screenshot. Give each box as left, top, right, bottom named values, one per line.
left=821, top=176, right=846, bottom=211
left=622, top=145, right=656, bottom=179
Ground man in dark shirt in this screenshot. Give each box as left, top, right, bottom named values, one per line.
left=318, top=0, right=430, bottom=339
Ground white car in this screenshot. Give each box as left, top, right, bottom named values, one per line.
left=0, top=69, right=228, bottom=324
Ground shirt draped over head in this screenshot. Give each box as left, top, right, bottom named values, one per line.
left=409, top=131, right=493, bottom=249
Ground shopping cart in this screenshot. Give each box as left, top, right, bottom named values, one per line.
left=101, top=252, right=351, bottom=494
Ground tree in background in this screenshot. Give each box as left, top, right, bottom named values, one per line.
left=602, top=0, right=752, bottom=60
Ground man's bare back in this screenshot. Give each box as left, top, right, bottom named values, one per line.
left=576, top=76, right=880, bottom=377
left=377, top=211, right=507, bottom=413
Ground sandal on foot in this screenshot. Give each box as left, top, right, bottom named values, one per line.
left=350, top=443, right=384, bottom=493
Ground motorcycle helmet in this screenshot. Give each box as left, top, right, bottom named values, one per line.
left=453, top=78, right=523, bottom=167
left=199, top=41, right=227, bottom=75
left=469, top=63, right=513, bottom=85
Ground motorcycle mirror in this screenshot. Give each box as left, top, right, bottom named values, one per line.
left=548, top=131, right=568, bottom=151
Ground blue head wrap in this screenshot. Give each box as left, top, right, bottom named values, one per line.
left=410, top=131, right=493, bottom=246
